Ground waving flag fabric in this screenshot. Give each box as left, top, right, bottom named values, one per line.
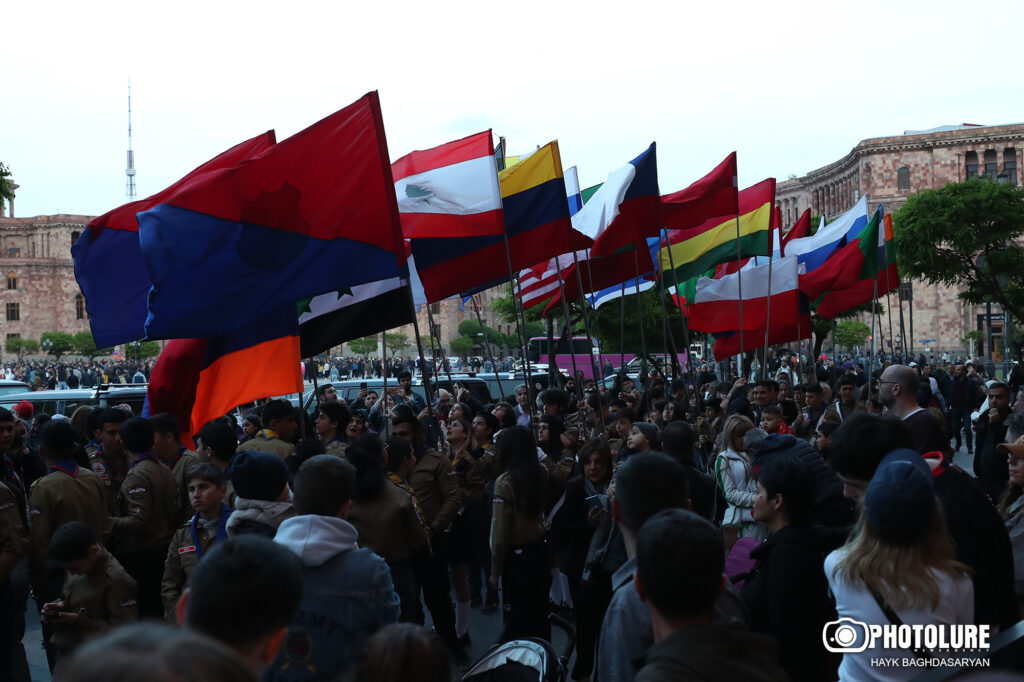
left=798, top=206, right=882, bottom=301
left=661, top=152, right=739, bottom=233
left=147, top=304, right=303, bottom=440
left=814, top=208, right=899, bottom=319
left=659, top=178, right=775, bottom=285
left=140, top=92, right=404, bottom=340
left=565, top=166, right=583, bottom=216
left=583, top=143, right=662, bottom=256
left=298, top=276, right=414, bottom=357
left=392, top=131, right=504, bottom=238
left=689, top=255, right=801, bottom=333
left=73, top=131, right=276, bottom=348
left=586, top=277, right=657, bottom=309
left=411, top=141, right=590, bottom=302
left=784, top=195, right=868, bottom=273
left=712, top=294, right=811, bottom=360
left=780, top=209, right=812, bottom=253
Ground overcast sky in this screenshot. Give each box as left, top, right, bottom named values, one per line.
left=5, top=0, right=1023, bottom=218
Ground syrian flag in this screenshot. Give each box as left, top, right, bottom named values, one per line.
left=298, top=276, right=414, bottom=357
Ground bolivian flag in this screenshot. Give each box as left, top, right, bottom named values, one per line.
left=659, top=178, right=775, bottom=286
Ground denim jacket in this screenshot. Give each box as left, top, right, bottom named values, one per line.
left=265, top=515, right=400, bottom=682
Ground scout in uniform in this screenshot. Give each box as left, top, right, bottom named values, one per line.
left=161, top=463, right=230, bottom=621
left=195, top=419, right=239, bottom=508
left=42, top=521, right=137, bottom=667
left=85, top=408, right=130, bottom=517
left=150, top=412, right=200, bottom=526
left=110, top=417, right=176, bottom=620
left=236, top=399, right=297, bottom=461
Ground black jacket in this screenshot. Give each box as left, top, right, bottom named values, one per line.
left=636, top=622, right=787, bottom=682
left=753, top=434, right=855, bottom=539
left=975, top=411, right=1010, bottom=501
left=549, top=475, right=602, bottom=582
left=740, top=525, right=837, bottom=682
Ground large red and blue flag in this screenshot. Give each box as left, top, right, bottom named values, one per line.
left=73, top=132, right=277, bottom=348
left=139, top=92, right=405, bottom=340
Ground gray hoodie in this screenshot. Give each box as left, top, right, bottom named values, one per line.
left=274, top=515, right=358, bottom=566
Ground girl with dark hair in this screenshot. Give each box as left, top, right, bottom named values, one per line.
left=538, top=414, right=567, bottom=459
left=469, top=411, right=501, bottom=613
left=347, top=434, right=429, bottom=624
left=489, top=426, right=550, bottom=641
left=445, top=416, right=481, bottom=645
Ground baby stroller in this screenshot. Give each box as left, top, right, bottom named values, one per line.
left=461, top=614, right=575, bottom=682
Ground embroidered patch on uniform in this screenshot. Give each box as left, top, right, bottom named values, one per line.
left=28, top=505, right=41, bottom=516
left=127, top=487, right=147, bottom=500
left=493, top=497, right=505, bottom=504
left=0, top=502, right=14, bottom=511
left=118, top=599, right=136, bottom=608
left=178, top=546, right=197, bottom=554
left=90, top=462, right=106, bottom=476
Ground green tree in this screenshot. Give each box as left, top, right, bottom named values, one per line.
left=489, top=284, right=545, bottom=324
left=894, top=179, right=1024, bottom=324
left=384, top=333, right=408, bottom=355
left=137, top=341, right=161, bottom=359
left=0, top=163, right=13, bottom=216
left=449, top=336, right=474, bottom=356
left=40, top=332, right=74, bottom=360
left=833, top=320, right=871, bottom=352
left=457, top=319, right=507, bottom=350
left=347, top=337, right=378, bottom=356
left=5, top=337, right=38, bottom=361
left=72, top=331, right=111, bottom=359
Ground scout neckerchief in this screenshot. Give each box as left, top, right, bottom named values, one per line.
left=259, top=429, right=280, bottom=441
left=387, top=471, right=432, bottom=552
left=168, top=446, right=189, bottom=469
left=129, top=451, right=160, bottom=469
left=189, top=504, right=232, bottom=560
left=48, top=459, right=79, bottom=477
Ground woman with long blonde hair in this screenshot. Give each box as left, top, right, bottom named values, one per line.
left=714, top=414, right=762, bottom=548
left=826, top=455, right=973, bottom=681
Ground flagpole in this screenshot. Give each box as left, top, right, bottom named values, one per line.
left=870, top=280, right=879, bottom=379
left=762, top=249, right=775, bottom=383
left=503, top=234, right=536, bottom=416
left=632, top=247, right=649, bottom=381
left=619, top=280, right=626, bottom=371
left=661, top=228, right=698, bottom=393
left=554, top=264, right=582, bottom=399
left=897, top=284, right=909, bottom=363
left=469, top=295, right=507, bottom=400
left=569, top=249, right=604, bottom=385
left=405, top=289, right=436, bottom=421
left=655, top=274, right=681, bottom=380
left=426, top=305, right=457, bottom=391
left=380, top=331, right=391, bottom=438
left=735, top=216, right=746, bottom=378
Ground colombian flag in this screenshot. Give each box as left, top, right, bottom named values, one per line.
left=659, top=178, right=775, bottom=286
left=411, top=141, right=590, bottom=302
left=139, top=92, right=405, bottom=341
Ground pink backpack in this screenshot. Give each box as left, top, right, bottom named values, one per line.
left=725, top=537, right=761, bottom=592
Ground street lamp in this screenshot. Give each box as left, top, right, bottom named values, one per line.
left=128, top=341, right=141, bottom=361
left=41, top=337, right=53, bottom=357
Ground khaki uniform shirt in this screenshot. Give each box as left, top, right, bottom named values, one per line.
left=452, top=444, right=498, bottom=506
left=490, top=473, right=546, bottom=576
left=112, top=456, right=177, bottom=554
left=169, top=449, right=200, bottom=526
left=348, top=480, right=428, bottom=563
left=0, top=481, right=27, bottom=565
left=85, top=445, right=128, bottom=517
left=409, top=448, right=461, bottom=535
left=28, top=465, right=111, bottom=591
left=237, top=429, right=294, bottom=461
left=50, top=550, right=137, bottom=654
left=161, top=515, right=221, bottom=621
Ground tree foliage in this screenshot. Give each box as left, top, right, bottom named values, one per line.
left=384, top=333, right=408, bottom=353
left=347, top=337, right=378, bottom=356
left=0, top=163, right=13, bottom=216
left=893, top=179, right=1024, bottom=322
left=449, top=336, right=474, bottom=356
left=40, top=332, right=75, bottom=360
left=833, top=320, right=871, bottom=351
left=5, top=337, right=38, bottom=360
left=489, top=284, right=545, bottom=325
left=136, top=341, right=161, bottom=359
left=72, top=331, right=111, bottom=359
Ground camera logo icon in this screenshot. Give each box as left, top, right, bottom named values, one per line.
left=823, top=617, right=871, bottom=653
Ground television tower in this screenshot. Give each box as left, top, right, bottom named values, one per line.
left=125, top=78, right=137, bottom=200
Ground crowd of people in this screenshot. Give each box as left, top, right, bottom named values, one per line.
left=0, top=350, right=1022, bottom=681
left=3, top=359, right=154, bottom=390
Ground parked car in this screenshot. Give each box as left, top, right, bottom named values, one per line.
left=0, top=384, right=150, bottom=419
left=0, top=380, right=30, bottom=397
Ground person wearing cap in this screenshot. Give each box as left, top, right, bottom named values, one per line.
left=161, top=463, right=230, bottom=622
left=41, top=521, right=137, bottom=669
left=12, top=400, right=33, bottom=421
left=236, top=399, right=297, bottom=461
left=226, top=450, right=295, bottom=538
left=997, top=436, right=1024, bottom=615
left=110, top=417, right=177, bottom=620
left=825, top=455, right=973, bottom=680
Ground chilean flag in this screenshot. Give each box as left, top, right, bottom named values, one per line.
left=582, top=143, right=662, bottom=257
left=391, top=131, right=504, bottom=239
left=73, top=131, right=277, bottom=348
left=139, top=92, right=405, bottom=341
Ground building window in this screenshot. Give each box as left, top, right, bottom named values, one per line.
left=429, top=302, right=441, bottom=315
left=984, top=150, right=998, bottom=180
left=5, top=333, right=19, bottom=341
left=1005, top=149, right=1018, bottom=187
left=71, top=231, right=81, bottom=243
left=6, top=272, right=15, bottom=290
left=897, top=167, right=911, bottom=191
left=5, top=303, right=19, bottom=321
left=966, top=151, right=978, bottom=180
left=4, top=247, right=19, bottom=258
left=75, top=294, right=85, bottom=320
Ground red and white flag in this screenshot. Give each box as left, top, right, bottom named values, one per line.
left=516, top=251, right=587, bottom=309
left=689, top=255, right=801, bottom=333
left=391, top=131, right=504, bottom=239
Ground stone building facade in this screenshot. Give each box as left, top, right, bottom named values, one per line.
left=393, top=285, right=514, bottom=360
left=0, top=214, right=91, bottom=348
left=776, top=123, right=1024, bottom=358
